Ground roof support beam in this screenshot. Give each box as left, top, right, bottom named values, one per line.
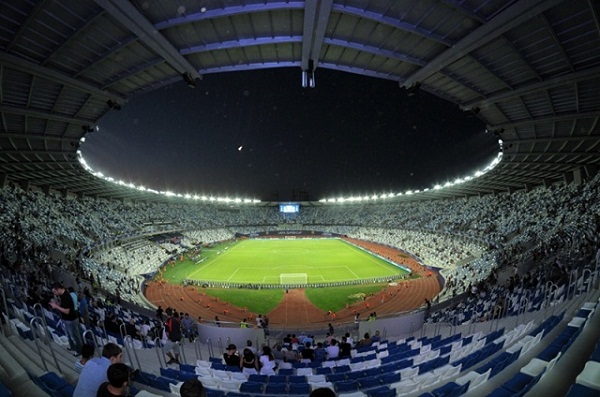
left=94, top=0, right=200, bottom=80
left=0, top=105, right=95, bottom=125
left=465, top=66, right=600, bottom=110
left=0, top=52, right=122, bottom=100
left=490, top=111, right=600, bottom=129
left=301, top=0, right=334, bottom=71
left=403, top=0, right=564, bottom=87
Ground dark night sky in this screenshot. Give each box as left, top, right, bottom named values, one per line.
left=81, top=68, right=499, bottom=201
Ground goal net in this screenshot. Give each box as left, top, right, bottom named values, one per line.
left=280, top=273, right=308, bottom=285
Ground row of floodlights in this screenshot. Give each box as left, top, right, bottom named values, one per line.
left=77, top=139, right=503, bottom=204
left=76, top=150, right=260, bottom=203
left=318, top=150, right=503, bottom=203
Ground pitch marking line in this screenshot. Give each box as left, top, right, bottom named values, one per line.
left=345, top=266, right=360, bottom=279
left=226, top=267, right=242, bottom=281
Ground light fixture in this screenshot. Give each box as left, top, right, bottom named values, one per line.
left=182, top=72, right=197, bottom=88
left=106, top=100, right=121, bottom=111
left=406, top=82, right=421, bottom=97
left=302, top=59, right=316, bottom=88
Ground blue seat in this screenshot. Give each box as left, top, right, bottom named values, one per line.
left=378, top=371, right=401, bottom=385
left=565, top=383, right=600, bottom=397
left=268, top=375, right=286, bottom=384
left=0, top=382, right=12, bottom=397
left=367, top=386, right=395, bottom=397
left=316, top=367, right=333, bottom=375
left=179, top=363, right=195, bottom=373
left=204, top=389, right=226, bottom=397
left=38, top=373, right=74, bottom=397
left=265, top=383, right=287, bottom=394
left=358, top=376, right=379, bottom=389
left=327, top=373, right=347, bottom=383
left=288, top=375, right=307, bottom=383
left=502, top=372, right=534, bottom=394
left=289, top=383, right=311, bottom=395
left=149, top=377, right=172, bottom=392
left=336, top=380, right=358, bottom=392
left=239, top=381, right=264, bottom=394
left=248, top=374, right=268, bottom=383
left=432, top=381, right=469, bottom=397
left=334, top=365, right=351, bottom=373
left=278, top=368, right=294, bottom=376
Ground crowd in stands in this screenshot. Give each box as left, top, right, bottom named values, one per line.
left=0, top=174, right=599, bottom=397
left=0, top=174, right=598, bottom=317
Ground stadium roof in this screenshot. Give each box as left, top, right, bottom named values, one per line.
left=1, top=0, right=599, bottom=205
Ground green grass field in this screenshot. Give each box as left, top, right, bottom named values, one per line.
left=184, top=238, right=406, bottom=284
left=159, top=238, right=410, bottom=312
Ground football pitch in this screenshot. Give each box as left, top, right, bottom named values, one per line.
left=184, top=238, right=408, bottom=285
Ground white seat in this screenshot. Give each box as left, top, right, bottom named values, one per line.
left=349, top=362, right=366, bottom=372
left=433, top=364, right=461, bottom=380
left=307, top=374, right=326, bottom=383
left=230, top=372, right=248, bottom=381
left=456, top=368, right=491, bottom=392
left=322, top=360, right=336, bottom=368
left=196, top=360, right=211, bottom=367
left=414, top=373, right=438, bottom=389
left=169, top=382, right=183, bottom=395
left=297, top=367, right=314, bottom=376
left=198, top=377, right=220, bottom=389
left=212, top=370, right=230, bottom=381
left=195, top=367, right=212, bottom=377
left=338, top=392, right=367, bottom=397
left=397, top=366, right=419, bottom=380
left=219, top=379, right=243, bottom=392
left=392, top=379, right=419, bottom=396
left=310, top=381, right=335, bottom=391
left=520, top=358, right=549, bottom=377
left=568, top=317, right=586, bottom=328
left=576, top=361, right=600, bottom=390
left=135, top=391, right=163, bottom=396
left=278, top=361, right=292, bottom=369
left=336, top=358, right=351, bottom=366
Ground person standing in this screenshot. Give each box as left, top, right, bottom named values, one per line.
left=50, top=282, right=83, bottom=356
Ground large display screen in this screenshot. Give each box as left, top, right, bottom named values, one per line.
left=279, top=203, right=300, bottom=214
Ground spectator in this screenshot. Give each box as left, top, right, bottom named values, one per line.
left=223, top=344, right=239, bottom=366
left=96, top=363, right=130, bottom=397
left=258, top=346, right=277, bottom=375
left=163, top=311, right=182, bottom=364
left=310, top=387, right=336, bottom=397
left=74, top=343, right=95, bottom=374
left=240, top=348, right=258, bottom=375
left=180, top=378, right=206, bottom=397
left=49, top=282, right=83, bottom=356
left=300, top=341, right=315, bottom=363
left=73, top=343, right=123, bottom=397
left=326, top=339, right=339, bottom=360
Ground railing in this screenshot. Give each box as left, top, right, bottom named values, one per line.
left=0, top=287, right=7, bottom=336
left=30, top=316, right=62, bottom=374
left=153, top=337, right=166, bottom=367
left=124, top=335, right=142, bottom=370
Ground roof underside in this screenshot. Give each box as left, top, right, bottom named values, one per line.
left=1, top=0, right=599, bottom=204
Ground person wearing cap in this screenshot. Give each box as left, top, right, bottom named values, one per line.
left=50, top=281, right=83, bottom=356
left=223, top=344, right=239, bottom=366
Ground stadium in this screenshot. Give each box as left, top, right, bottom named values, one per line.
left=1, top=1, right=600, bottom=397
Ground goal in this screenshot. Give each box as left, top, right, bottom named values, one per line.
left=280, top=273, right=308, bottom=285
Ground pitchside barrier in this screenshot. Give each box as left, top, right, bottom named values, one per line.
left=182, top=274, right=412, bottom=289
